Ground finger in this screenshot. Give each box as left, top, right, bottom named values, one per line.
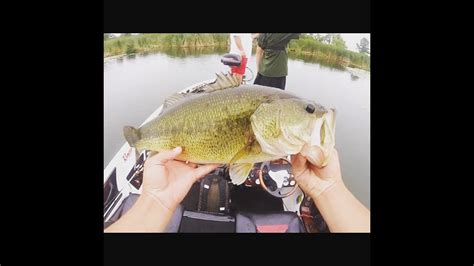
left=173, top=164, right=220, bottom=191
left=291, top=154, right=308, bottom=177
left=317, top=148, right=339, bottom=170
left=191, top=164, right=220, bottom=181
left=145, top=147, right=182, bottom=168
left=301, top=145, right=326, bottom=168
left=317, top=148, right=342, bottom=178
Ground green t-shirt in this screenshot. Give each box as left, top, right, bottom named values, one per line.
left=257, top=33, right=300, bottom=77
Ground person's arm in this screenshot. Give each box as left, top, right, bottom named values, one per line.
left=311, top=181, right=370, bottom=232
left=233, top=35, right=246, bottom=57
left=255, top=45, right=264, bottom=72
left=292, top=148, right=370, bottom=232
left=105, top=192, right=173, bottom=232
left=105, top=147, right=219, bottom=232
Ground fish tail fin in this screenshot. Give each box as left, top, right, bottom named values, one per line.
left=123, top=126, right=141, bottom=147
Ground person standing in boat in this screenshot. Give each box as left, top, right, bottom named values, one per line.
left=254, top=33, right=300, bottom=90
left=229, top=33, right=253, bottom=84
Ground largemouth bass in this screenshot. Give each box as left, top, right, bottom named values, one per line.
left=124, top=74, right=336, bottom=185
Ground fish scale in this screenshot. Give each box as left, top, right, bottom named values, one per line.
left=133, top=86, right=291, bottom=164
left=123, top=81, right=335, bottom=186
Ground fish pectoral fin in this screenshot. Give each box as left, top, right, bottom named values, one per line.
left=229, top=146, right=249, bottom=165
left=229, top=135, right=262, bottom=164
left=227, top=149, right=250, bottom=185
left=229, top=163, right=254, bottom=185
left=228, top=141, right=261, bottom=185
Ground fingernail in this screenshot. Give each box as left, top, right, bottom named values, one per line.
left=173, top=146, right=182, bottom=152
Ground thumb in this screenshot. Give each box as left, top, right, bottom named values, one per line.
left=291, top=153, right=308, bottom=179
left=145, top=147, right=182, bottom=168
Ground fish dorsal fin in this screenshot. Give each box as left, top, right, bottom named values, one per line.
left=160, top=92, right=203, bottom=112
left=162, top=93, right=189, bottom=109
left=160, top=73, right=240, bottom=113
left=205, top=72, right=241, bottom=92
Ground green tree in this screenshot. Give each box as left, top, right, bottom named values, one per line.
left=357, top=38, right=370, bottom=54
left=313, top=34, right=324, bottom=42
left=322, top=34, right=332, bottom=44
left=331, top=34, right=347, bottom=49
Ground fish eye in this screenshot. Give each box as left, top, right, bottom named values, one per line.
left=305, top=104, right=315, bottom=113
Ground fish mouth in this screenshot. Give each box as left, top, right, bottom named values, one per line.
left=303, top=108, right=336, bottom=167
left=321, top=108, right=336, bottom=166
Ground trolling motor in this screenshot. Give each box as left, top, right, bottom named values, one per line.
left=221, top=53, right=242, bottom=67
left=220, top=53, right=254, bottom=83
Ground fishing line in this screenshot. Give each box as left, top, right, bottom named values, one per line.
left=243, top=67, right=254, bottom=82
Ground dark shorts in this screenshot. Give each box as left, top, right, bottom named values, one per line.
left=253, top=73, right=286, bottom=90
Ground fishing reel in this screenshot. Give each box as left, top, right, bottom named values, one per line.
left=244, top=158, right=298, bottom=198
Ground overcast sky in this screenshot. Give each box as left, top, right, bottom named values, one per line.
left=340, top=33, right=370, bottom=52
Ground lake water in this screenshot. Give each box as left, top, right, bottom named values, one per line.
left=104, top=50, right=370, bottom=208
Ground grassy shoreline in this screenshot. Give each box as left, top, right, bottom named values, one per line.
left=104, top=34, right=370, bottom=71
left=288, top=35, right=370, bottom=70
left=104, top=34, right=229, bottom=57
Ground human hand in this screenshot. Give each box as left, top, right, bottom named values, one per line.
left=291, top=148, right=342, bottom=198
left=292, top=148, right=370, bottom=232
left=239, top=50, right=246, bottom=58
left=142, top=147, right=219, bottom=214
